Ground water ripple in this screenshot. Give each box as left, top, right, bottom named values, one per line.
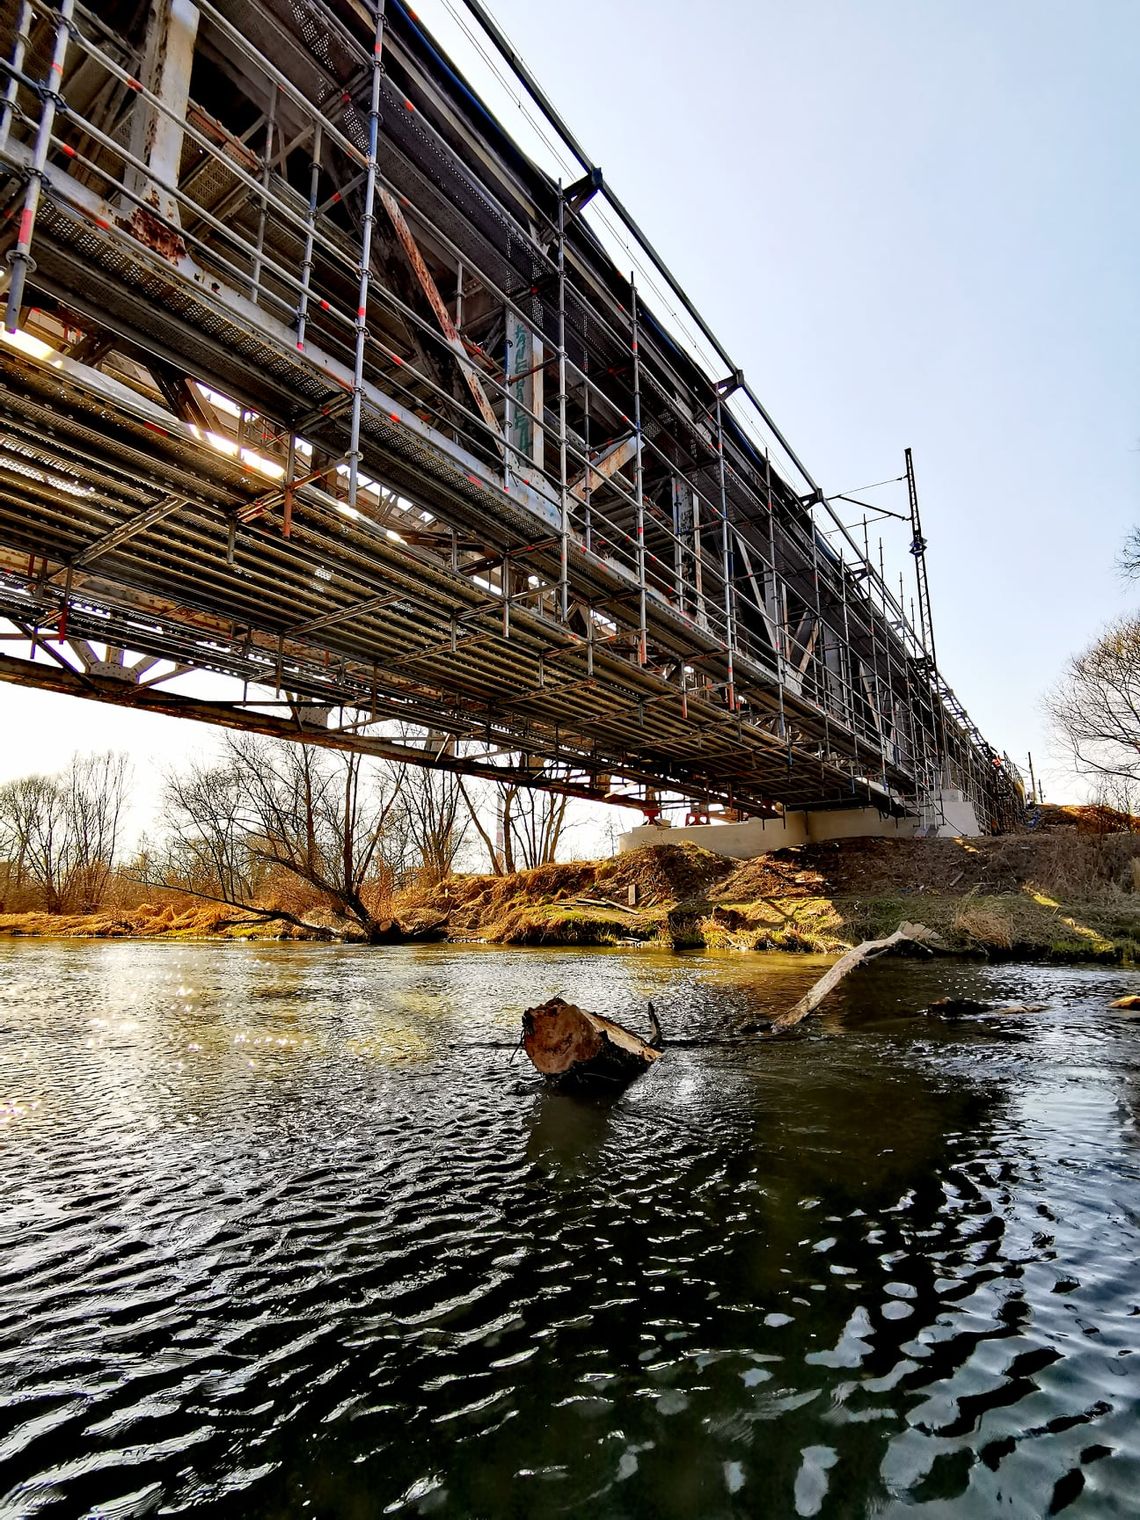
left=0, top=944, right=1138, bottom=1516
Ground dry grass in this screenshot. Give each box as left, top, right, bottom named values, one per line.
left=4, top=837, right=1140, bottom=963
left=952, top=900, right=1015, bottom=950
left=0, top=900, right=241, bottom=939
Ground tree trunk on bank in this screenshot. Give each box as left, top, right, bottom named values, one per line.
left=523, top=997, right=663, bottom=1092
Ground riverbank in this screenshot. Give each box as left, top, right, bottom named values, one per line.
left=3, top=830, right=1140, bottom=961
left=410, top=832, right=1140, bottom=961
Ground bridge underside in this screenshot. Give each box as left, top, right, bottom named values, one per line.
left=0, top=0, right=1019, bottom=828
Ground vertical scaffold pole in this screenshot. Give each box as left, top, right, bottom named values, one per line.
left=630, top=274, right=646, bottom=665
left=0, top=2, right=33, bottom=154
left=838, top=556, right=852, bottom=730
left=715, top=392, right=734, bottom=710
left=296, top=120, right=322, bottom=348
left=692, top=490, right=704, bottom=627
left=904, top=445, right=946, bottom=776
left=582, top=350, right=592, bottom=554
left=765, top=448, right=786, bottom=740
left=347, top=2, right=386, bottom=510
left=808, top=507, right=832, bottom=767
left=878, top=536, right=898, bottom=780
left=863, top=559, right=888, bottom=787
left=557, top=188, right=569, bottom=621
left=6, top=0, right=73, bottom=333
left=251, top=83, right=278, bottom=303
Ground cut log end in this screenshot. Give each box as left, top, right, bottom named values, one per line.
left=523, top=996, right=662, bottom=1091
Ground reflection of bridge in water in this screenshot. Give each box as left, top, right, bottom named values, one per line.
left=0, top=0, right=1019, bottom=830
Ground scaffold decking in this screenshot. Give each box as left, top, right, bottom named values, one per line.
left=0, top=0, right=1022, bottom=829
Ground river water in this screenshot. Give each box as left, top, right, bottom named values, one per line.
left=1, top=941, right=1139, bottom=1518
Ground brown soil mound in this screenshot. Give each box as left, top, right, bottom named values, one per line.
left=597, top=842, right=735, bottom=904
left=716, top=853, right=826, bottom=901
left=1034, top=804, right=1139, bottom=835
left=793, top=833, right=1140, bottom=899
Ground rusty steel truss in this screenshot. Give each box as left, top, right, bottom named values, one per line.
left=0, top=0, right=1022, bottom=829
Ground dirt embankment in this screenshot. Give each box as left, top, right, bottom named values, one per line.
left=401, top=830, right=1140, bottom=961
left=3, top=828, right=1139, bottom=961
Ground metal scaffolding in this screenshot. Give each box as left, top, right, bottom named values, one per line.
left=0, top=0, right=1022, bottom=830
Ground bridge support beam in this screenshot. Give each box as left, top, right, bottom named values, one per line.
left=125, top=0, right=200, bottom=244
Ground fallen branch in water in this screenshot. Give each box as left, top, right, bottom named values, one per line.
left=772, top=921, right=944, bottom=1032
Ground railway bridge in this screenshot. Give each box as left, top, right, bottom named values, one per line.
left=0, top=0, right=1021, bottom=832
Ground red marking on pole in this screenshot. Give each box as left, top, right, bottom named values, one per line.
left=403, top=98, right=414, bottom=111
left=389, top=412, right=400, bottom=423
left=127, top=76, right=141, bottom=91
left=57, top=605, right=68, bottom=642
left=61, top=143, right=75, bottom=158
left=318, top=299, right=330, bottom=311
left=391, top=353, right=403, bottom=364
left=17, top=207, right=33, bottom=244
left=330, top=192, right=341, bottom=204
left=357, top=305, right=366, bottom=318
left=296, top=341, right=304, bottom=350
left=50, top=61, right=62, bottom=75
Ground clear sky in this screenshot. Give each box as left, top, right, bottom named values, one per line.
left=1, top=0, right=1137, bottom=831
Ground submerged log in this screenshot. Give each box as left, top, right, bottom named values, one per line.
left=772, top=921, right=943, bottom=1032
left=926, top=996, right=994, bottom=1016
left=522, top=996, right=663, bottom=1091
left=925, top=997, right=1049, bottom=1018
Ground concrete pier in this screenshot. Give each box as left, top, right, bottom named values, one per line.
left=619, top=792, right=981, bottom=859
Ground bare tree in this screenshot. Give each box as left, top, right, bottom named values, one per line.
left=161, top=755, right=273, bottom=916
left=0, top=774, right=67, bottom=910
left=1087, top=775, right=1140, bottom=829
left=404, top=766, right=468, bottom=883
left=456, top=777, right=503, bottom=874
left=0, top=753, right=131, bottom=911
left=158, top=736, right=406, bottom=940
left=65, top=752, right=131, bottom=910
left=456, top=776, right=571, bottom=874
left=1049, top=615, right=1140, bottom=787
left=499, top=783, right=570, bottom=872
left=1118, top=526, right=1140, bottom=582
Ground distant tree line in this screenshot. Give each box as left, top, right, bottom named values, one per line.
left=0, top=735, right=576, bottom=932
left=0, top=753, right=130, bottom=912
